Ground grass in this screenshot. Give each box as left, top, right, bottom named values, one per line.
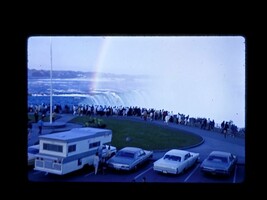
left=69, top=116, right=203, bottom=151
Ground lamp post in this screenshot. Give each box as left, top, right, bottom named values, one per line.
left=50, top=37, right=53, bottom=124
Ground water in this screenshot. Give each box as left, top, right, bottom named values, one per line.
left=27, top=78, right=151, bottom=109
left=28, top=91, right=150, bottom=109
left=27, top=77, right=245, bottom=128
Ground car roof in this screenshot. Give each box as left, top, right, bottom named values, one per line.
left=120, top=147, right=142, bottom=153
left=166, top=149, right=189, bottom=157
left=209, top=151, right=232, bottom=157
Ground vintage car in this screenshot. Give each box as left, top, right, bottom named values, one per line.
left=100, top=144, right=117, bottom=161
left=200, top=150, right=238, bottom=176
left=153, top=149, right=199, bottom=175
left=106, top=147, right=153, bottom=171
left=28, top=144, right=39, bottom=166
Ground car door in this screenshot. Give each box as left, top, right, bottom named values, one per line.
left=137, top=150, right=146, bottom=164
left=228, top=154, right=236, bottom=172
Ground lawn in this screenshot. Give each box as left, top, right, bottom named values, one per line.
left=70, top=116, right=203, bottom=150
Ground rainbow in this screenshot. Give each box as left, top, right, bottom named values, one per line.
left=90, top=37, right=111, bottom=91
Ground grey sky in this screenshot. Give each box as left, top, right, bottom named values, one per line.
left=28, top=36, right=246, bottom=128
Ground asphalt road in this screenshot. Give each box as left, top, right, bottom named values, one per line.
left=28, top=160, right=245, bottom=183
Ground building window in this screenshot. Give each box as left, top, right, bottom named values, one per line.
left=89, top=141, right=100, bottom=149
left=68, top=145, right=76, bottom=153
left=78, top=158, right=82, bottom=166
left=43, top=143, right=63, bottom=152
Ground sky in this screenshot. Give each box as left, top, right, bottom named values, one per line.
left=27, top=36, right=246, bottom=128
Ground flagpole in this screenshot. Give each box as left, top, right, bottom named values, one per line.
left=50, top=37, right=53, bottom=124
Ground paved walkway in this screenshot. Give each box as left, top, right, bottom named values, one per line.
left=27, top=114, right=82, bottom=146
left=27, top=114, right=245, bottom=164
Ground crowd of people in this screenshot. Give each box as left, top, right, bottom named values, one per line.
left=28, top=103, right=244, bottom=138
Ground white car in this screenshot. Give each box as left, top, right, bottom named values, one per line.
left=100, top=144, right=117, bottom=160
left=153, top=149, right=199, bottom=175
left=28, top=144, right=39, bottom=166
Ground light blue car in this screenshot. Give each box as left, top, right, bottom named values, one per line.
left=106, top=147, right=153, bottom=171
left=200, top=150, right=238, bottom=176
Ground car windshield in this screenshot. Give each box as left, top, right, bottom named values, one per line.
left=28, top=148, right=39, bottom=154
left=164, top=154, right=181, bottom=162
left=116, top=151, right=135, bottom=158
left=208, top=155, right=227, bottom=163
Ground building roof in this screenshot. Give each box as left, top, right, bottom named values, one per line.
left=38, top=127, right=112, bottom=143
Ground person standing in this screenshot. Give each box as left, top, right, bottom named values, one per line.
left=93, top=152, right=100, bottom=175
left=221, top=121, right=225, bottom=133
left=52, top=111, right=56, bottom=122
left=223, top=122, right=229, bottom=138
left=106, top=145, right=111, bottom=160
left=38, top=117, right=44, bottom=135
left=34, top=110, right=39, bottom=123
left=28, top=119, right=33, bottom=136
left=101, top=145, right=111, bottom=175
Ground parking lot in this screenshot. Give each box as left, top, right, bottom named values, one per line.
left=28, top=114, right=245, bottom=184
left=28, top=160, right=245, bottom=183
